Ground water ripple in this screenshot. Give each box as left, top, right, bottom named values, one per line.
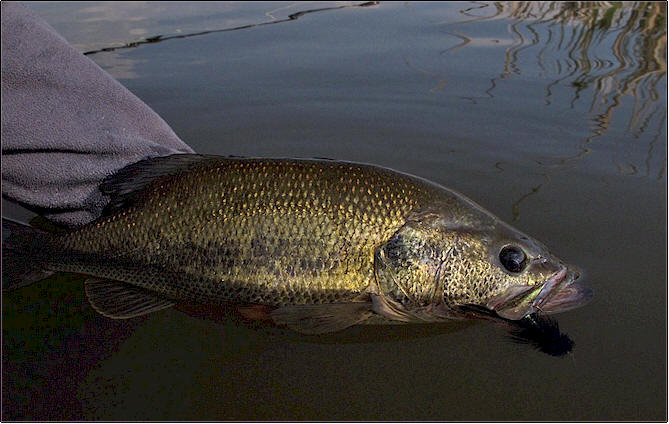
left=440, top=1, right=666, bottom=179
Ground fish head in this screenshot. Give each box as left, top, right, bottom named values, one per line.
left=374, top=206, right=592, bottom=322
left=477, top=227, right=592, bottom=320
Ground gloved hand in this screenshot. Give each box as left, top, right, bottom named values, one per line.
left=1, top=2, right=194, bottom=227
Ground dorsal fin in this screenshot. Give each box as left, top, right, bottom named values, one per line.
left=84, top=279, right=175, bottom=319
left=99, top=153, right=218, bottom=214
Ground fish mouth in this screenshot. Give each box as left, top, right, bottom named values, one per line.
left=489, top=268, right=593, bottom=320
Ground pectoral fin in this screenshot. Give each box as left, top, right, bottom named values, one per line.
left=370, top=293, right=418, bottom=322
left=84, top=279, right=175, bottom=319
left=270, top=302, right=373, bottom=334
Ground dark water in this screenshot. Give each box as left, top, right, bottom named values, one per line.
left=4, top=2, right=667, bottom=420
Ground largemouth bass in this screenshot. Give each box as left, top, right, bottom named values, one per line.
left=2, top=154, right=592, bottom=333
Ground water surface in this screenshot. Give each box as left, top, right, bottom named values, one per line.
left=4, top=2, right=667, bottom=420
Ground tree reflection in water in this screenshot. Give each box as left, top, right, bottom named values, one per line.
left=433, top=1, right=665, bottom=219
left=512, top=2, right=664, bottom=161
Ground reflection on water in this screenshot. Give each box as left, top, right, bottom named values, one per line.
left=511, top=173, right=549, bottom=221
left=81, top=2, right=380, bottom=56
left=445, top=1, right=666, bottom=173
left=426, top=1, right=666, bottom=219
left=24, top=1, right=380, bottom=80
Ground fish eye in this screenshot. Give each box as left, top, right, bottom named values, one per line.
left=499, top=245, right=527, bottom=273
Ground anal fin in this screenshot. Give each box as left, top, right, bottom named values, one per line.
left=270, top=302, right=373, bottom=334
left=84, top=279, right=175, bottom=319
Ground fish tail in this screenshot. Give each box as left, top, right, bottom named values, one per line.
left=2, top=218, right=55, bottom=290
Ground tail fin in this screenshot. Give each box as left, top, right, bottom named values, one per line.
left=2, top=218, right=54, bottom=290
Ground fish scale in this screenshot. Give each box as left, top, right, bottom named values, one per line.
left=45, top=157, right=438, bottom=306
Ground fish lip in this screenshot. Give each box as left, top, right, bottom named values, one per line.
left=539, top=269, right=593, bottom=314
left=489, top=268, right=573, bottom=320
left=532, top=268, right=569, bottom=309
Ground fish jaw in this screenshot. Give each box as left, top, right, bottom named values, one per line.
left=538, top=279, right=593, bottom=314
left=532, top=268, right=568, bottom=310
left=488, top=268, right=591, bottom=320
